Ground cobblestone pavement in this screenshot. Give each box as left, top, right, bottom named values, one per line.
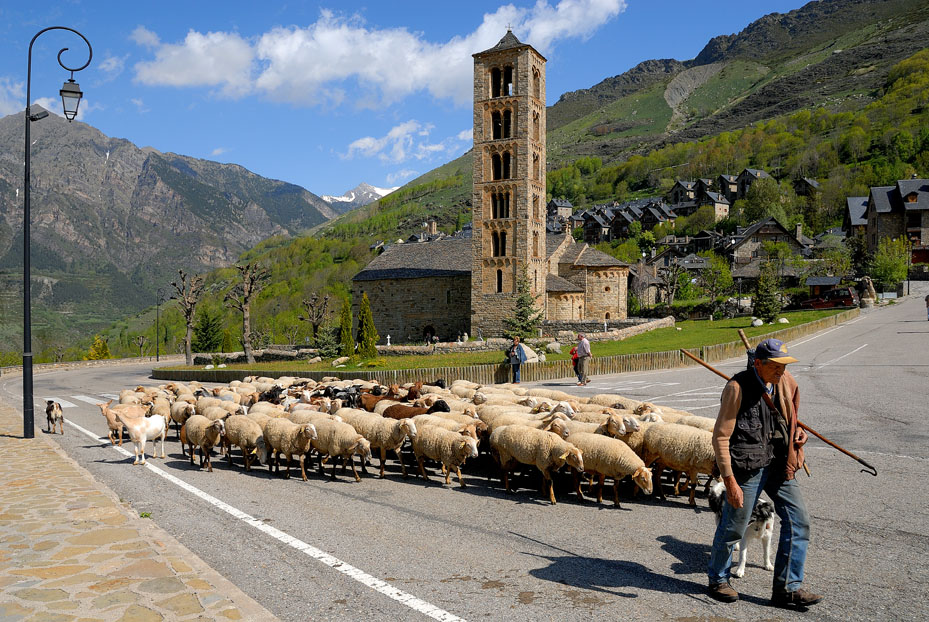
left=0, top=403, right=278, bottom=622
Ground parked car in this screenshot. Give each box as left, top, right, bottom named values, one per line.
left=800, top=286, right=859, bottom=309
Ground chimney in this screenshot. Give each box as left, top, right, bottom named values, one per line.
left=795, top=223, right=803, bottom=243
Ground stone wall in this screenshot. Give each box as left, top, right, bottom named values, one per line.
left=584, top=267, right=629, bottom=320
left=353, top=275, right=471, bottom=344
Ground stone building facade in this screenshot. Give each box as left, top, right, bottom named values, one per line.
left=350, top=32, right=629, bottom=343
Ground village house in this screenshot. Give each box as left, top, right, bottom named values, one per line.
left=861, top=177, right=929, bottom=263
left=736, top=168, right=772, bottom=199
left=717, top=174, right=738, bottom=203
left=843, top=196, right=868, bottom=239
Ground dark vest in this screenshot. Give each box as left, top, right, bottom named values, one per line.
left=729, top=369, right=775, bottom=472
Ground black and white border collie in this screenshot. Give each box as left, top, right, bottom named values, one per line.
left=708, top=480, right=775, bottom=577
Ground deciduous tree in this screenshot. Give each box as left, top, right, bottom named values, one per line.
left=171, top=270, right=205, bottom=366
left=698, top=252, right=734, bottom=319
left=225, top=262, right=270, bottom=364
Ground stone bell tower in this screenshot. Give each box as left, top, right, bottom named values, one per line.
left=471, top=30, right=547, bottom=337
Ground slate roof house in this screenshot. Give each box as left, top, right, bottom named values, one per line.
left=736, top=168, right=771, bottom=199
left=844, top=197, right=868, bottom=238
left=862, top=178, right=929, bottom=263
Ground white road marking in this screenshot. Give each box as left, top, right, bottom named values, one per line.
left=40, top=397, right=78, bottom=408
left=790, top=326, right=842, bottom=347
left=71, top=395, right=107, bottom=405
left=646, top=385, right=720, bottom=402
left=683, top=404, right=720, bottom=411
left=811, top=344, right=868, bottom=370
left=655, top=398, right=718, bottom=404
left=99, top=393, right=120, bottom=400
left=63, top=417, right=467, bottom=622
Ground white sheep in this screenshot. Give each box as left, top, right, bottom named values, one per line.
left=590, top=393, right=641, bottom=410
left=675, top=414, right=716, bottom=432
left=311, top=419, right=372, bottom=482
left=222, top=415, right=264, bottom=471
left=169, top=401, right=196, bottom=441
left=261, top=418, right=319, bottom=481
left=641, top=423, right=715, bottom=505
left=116, top=410, right=167, bottom=466
left=336, top=408, right=417, bottom=478
left=410, top=425, right=479, bottom=488
left=564, top=413, right=626, bottom=437
left=566, top=432, right=652, bottom=506
left=181, top=415, right=225, bottom=472
left=489, top=425, right=584, bottom=505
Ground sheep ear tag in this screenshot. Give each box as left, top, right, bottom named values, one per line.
left=558, top=451, right=569, bottom=461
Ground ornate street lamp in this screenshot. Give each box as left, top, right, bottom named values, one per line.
left=22, top=27, right=92, bottom=439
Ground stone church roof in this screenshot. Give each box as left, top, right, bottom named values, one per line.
left=352, top=238, right=471, bottom=281
left=546, top=273, right=584, bottom=293
left=475, top=30, right=545, bottom=60
left=575, top=246, right=627, bottom=267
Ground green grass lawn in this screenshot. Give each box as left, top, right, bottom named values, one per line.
left=161, top=309, right=843, bottom=373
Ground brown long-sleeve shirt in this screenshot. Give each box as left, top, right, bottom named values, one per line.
left=713, top=369, right=803, bottom=480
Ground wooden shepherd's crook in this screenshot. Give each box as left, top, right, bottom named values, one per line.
left=679, top=331, right=877, bottom=477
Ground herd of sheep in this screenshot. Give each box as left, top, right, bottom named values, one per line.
left=96, top=375, right=720, bottom=507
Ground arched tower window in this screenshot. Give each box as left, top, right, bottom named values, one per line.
left=503, top=192, right=510, bottom=218
left=533, top=195, right=539, bottom=220
left=532, top=68, right=540, bottom=99
left=532, top=112, right=540, bottom=141
left=491, top=231, right=500, bottom=256
left=533, top=153, right=540, bottom=181
left=533, top=231, right=539, bottom=257
left=491, top=68, right=501, bottom=98
left=503, top=66, right=514, bottom=96
left=499, top=231, right=507, bottom=256
left=502, top=109, right=512, bottom=138
left=496, top=269, right=503, bottom=293
left=492, top=153, right=502, bottom=180
left=492, top=111, right=502, bottom=140
left=502, top=152, right=511, bottom=179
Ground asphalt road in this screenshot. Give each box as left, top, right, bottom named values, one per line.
left=2, top=286, right=927, bottom=622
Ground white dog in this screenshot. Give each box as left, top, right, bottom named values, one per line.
left=708, top=480, right=775, bottom=578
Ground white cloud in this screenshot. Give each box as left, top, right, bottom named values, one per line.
left=130, top=26, right=160, bottom=48
left=0, top=77, right=24, bottom=116
left=344, top=120, right=458, bottom=164
left=132, top=1, right=625, bottom=106
left=211, top=147, right=228, bottom=156
left=98, top=54, right=127, bottom=81
left=386, top=169, right=418, bottom=184
left=456, top=129, right=473, bottom=142
left=134, top=30, right=254, bottom=98
left=130, top=97, right=149, bottom=113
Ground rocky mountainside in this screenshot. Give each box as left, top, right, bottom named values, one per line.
left=545, top=0, right=929, bottom=164
left=322, top=182, right=398, bottom=212
left=0, top=108, right=336, bottom=337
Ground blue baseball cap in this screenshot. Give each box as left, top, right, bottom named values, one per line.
left=754, top=338, right=798, bottom=364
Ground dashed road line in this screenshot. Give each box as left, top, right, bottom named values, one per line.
left=63, top=416, right=467, bottom=622
left=41, top=397, right=78, bottom=408
left=70, top=395, right=107, bottom=405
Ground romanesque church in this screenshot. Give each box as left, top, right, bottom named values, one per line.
left=352, top=31, right=628, bottom=342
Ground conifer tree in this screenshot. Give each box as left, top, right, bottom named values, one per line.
left=192, top=308, right=224, bottom=353
left=356, top=292, right=379, bottom=358
left=85, top=335, right=111, bottom=360
left=503, top=266, right=543, bottom=340
left=754, top=261, right=782, bottom=323
left=338, top=298, right=354, bottom=357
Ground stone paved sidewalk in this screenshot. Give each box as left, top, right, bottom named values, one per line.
left=0, top=403, right=278, bottom=622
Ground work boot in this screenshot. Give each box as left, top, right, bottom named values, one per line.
left=708, top=581, right=739, bottom=603
left=771, top=588, right=824, bottom=609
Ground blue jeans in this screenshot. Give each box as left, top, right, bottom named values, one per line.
left=512, top=363, right=521, bottom=383
left=708, top=463, right=811, bottom=592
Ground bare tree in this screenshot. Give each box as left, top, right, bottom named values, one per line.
left=283, top=324, right=301, bottom=347
left=53, top=345, right=66, bottom=363
left=134, top=335, right=149, bottom=358
left=657, top=261, right=688, bottom=307
left=299, top=293, right=331, bottom=344
left=171, top=270, right=205, bottom=366
left=225, top=262, right=270, bottom=364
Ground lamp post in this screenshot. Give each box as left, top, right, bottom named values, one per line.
left=22, top=27, right=92, bottom=439
left=155, top=287, right=167, bottom=362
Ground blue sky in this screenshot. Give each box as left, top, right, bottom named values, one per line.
left=0, top=1, right=809, bottom=197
